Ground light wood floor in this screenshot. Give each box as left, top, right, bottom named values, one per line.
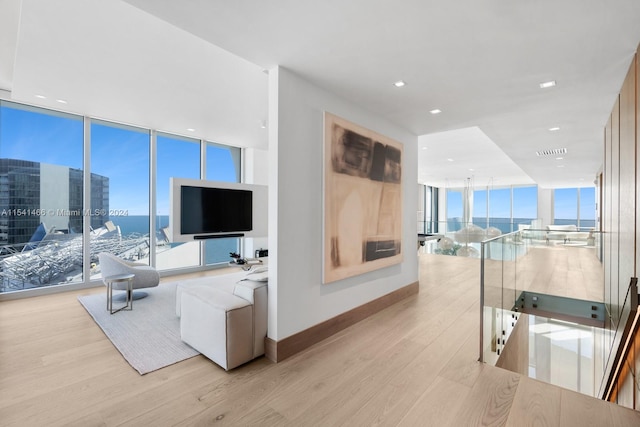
left=1, top=254, right=638, bottom=426
left=518, top=244, right=604, bottom=302
left=479, top=244, right=604, bottom=316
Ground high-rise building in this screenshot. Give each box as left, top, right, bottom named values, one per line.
left=0, top=158, right=109, bottom=245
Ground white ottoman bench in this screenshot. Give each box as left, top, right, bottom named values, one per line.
left=178, top=270, right=268, bottom=371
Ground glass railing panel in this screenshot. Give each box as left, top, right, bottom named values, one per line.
left=526, top=315, right=600, bottom=397
left=477, top=228, right=638, bottom=401
left=481, top=232, right=523, bottom=363
left=419, top=220, right=501, bottom=258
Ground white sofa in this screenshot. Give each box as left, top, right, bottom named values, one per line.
left=545, top=224, right=592, bottom=244
left=175, top=268, right=268, bottom=370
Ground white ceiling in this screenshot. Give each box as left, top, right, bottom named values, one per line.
left=3, top=0, right=268, bottom=149
left=2, top=0, right=640, bottom=189
left=418, top=127, right=536, bottom=189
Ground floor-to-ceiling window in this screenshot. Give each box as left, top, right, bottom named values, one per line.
left=445, top=184, right=538, bottom=235
left=0, top=101, right=84, bottom=291
left=513, top=186, right=538, bottom=230
left=578, top=187, right=596, bottom=228
left=473, top=189, right=488, bottom=229
left=446, top=189, right=463, bottom=232
left=418, top=185, right=438, bottom=234
left=489, top=187, right=511, bottom=232
left=554, top=187, right=595, bottom=228
left=155, top=133, right=201, bottom=270
left=204, top=142, right=242, bottom=264
left=554, top=188, right=579, bottom=226
left=0, top=100, right=245, bottom=295
left=418, top=184, right=439, bottom=234
left=427, top=186, right=438, bottom=233
left=90, top=120, right=150, bottom=271
left=418, top=185, right=426, bottom=234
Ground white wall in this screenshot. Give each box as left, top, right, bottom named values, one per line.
left=244, top=147, right=269, bottom=256
left=268, top=66, right=419, bottom=340
left=244, top=147, right=269, bottom=185
left=438, top=188, right=447, bottom=231
left=537, top=187, right=553, bottom=226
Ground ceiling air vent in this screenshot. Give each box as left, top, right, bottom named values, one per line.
left=536, top=148, right=567, bottom=157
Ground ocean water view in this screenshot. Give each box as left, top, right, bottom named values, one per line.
left=110, top=215, right=168, bottom=236
left=442, top=217, right=597, bottom=234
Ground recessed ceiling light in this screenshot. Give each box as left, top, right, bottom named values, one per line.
left=549, top=127, right=560, bottom=132
left=556, top=157, right=564, bottom=160
left=447, top=158, right=454, bottom=162
left=393, top=80, right=406, bottom=88
left=186, top=128, right=195, bottom=132
left=539, top=80, right=556, bottom=89
left=56, top=99, right=67, bottom=104
left=429, top=109, right=442, bottom=115
left=35, top=94, right=46, bottom=99
left=421, top=147, right=428, bottom=150
left=557, top=164, right=565, bottom=168
left=468, top=168, right=474, bottom=171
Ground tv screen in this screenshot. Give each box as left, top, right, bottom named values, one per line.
left=180, top=186, right=252, bottom=235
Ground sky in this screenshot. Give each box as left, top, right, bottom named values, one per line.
left=2, top=101, right=595, bottom=223
left=0, top=102, right=238, bottom=216
left=447, top=185, right=595, bottom=223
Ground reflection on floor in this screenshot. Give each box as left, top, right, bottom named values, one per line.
left=421, top=237, right=604, bottom=302
left=497, top=313, right=605, bottom=398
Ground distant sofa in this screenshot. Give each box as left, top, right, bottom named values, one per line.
left=545, top=224, right=592, bottom=244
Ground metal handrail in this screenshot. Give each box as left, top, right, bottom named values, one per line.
left=479, top=229, right=604, bottom=363
left=479, top=230, right=520, bottom=362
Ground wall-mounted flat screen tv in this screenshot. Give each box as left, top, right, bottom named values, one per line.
left=181, top=186, right=252, bottom=235
left=169, top=178, right=267, bottom=242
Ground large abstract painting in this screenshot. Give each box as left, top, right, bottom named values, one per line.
left=323, top=112, right=403, bottom=284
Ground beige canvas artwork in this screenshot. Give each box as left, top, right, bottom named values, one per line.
left=323, top=112, right=403, bottom=284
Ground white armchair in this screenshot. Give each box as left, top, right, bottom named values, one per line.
left=98, top=252, right=160, bottom=299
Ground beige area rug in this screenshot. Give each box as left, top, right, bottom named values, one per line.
left=78, top=281, right=199, bottom=375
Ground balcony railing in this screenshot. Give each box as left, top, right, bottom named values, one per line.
left=475, top=227, right=640, bottom=402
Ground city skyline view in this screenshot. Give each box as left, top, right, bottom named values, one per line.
left=0, top=100, right=242, bottom=292
left=1, top=104, right=238, bottom=217
left=2, top=101, right=597, bottom=235
left=1, top=99, right=597, bottom=292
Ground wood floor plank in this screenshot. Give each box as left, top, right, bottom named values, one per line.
left=283, top=338, right=426, bottom=426
left=438, top=327, right=484, bottom=388
left=231, top=404, right=289, bottom=427
left=518, top=246, right=603, bottom=302
left=559, top=387, right=640, bottom=427
left=452, top=365, right=521, bottom=426
left=608, top=401, right=640, bottom=426
left=398, top=376, right=472, bottom=427
left=0, top=253, right=636, bottom=427
left=506, top=376, right=561, bottom=427
left=178, top=300, right=423, bottom=424
left=342, top=309, right=481, bottom=425
left=188, top=295, right=424, bottom=419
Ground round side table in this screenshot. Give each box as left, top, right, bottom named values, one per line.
left=104, top=273, right=135, bottom=314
